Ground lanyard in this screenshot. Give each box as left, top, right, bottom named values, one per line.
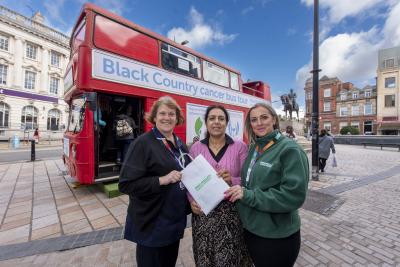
left=245, top=132, right=281, bottom=186
left=153, top=128, right=186, bottom=169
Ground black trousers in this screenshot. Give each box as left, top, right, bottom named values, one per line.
left=136, top=240, right=180, bottom=267
left=319, top=157, right=327, bottom=171
left=244, top=229, right=301, bottom=267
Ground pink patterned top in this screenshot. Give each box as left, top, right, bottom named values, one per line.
left=189, top=138, right=248, bottom=186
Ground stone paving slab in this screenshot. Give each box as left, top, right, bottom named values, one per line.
left=0, top=144, right=400, bottom=266
left=0, top=159, right=129, bottom=246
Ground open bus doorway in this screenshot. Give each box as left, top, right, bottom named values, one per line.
left=96, top=93, right=144, bottom=182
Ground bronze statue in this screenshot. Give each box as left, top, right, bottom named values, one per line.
left=280, top=89, right=299, bottom=121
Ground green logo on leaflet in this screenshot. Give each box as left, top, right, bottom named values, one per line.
left=195, top=175, right=211, bottom=191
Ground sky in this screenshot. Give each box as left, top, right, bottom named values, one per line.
left=1, top=0, right=400, bottom=117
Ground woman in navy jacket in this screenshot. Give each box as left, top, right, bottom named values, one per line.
left=119, top=96, right=191, bottom=267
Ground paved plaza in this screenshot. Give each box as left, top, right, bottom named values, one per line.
left=0, top=144, right=399, bottom=266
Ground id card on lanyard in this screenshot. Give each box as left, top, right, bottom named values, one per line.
left=245, top=133, right=281, bottom=187
left=153, top=128, right=186, bottom=169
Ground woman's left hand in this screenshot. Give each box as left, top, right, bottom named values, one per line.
left=224, top=185, right=244, bottom=202
left=217, top=169, right=232, bottom=185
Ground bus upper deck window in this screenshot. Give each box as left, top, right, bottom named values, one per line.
left=161, top=43, right=201, bottom=79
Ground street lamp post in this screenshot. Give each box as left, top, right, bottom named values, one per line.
left=311, top=0, right=321, bottom=181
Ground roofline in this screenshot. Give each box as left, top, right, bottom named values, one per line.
left=79, top=3, right=240, bottom=74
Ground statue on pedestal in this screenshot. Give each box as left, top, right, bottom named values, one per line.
left=280, top=89, right=299, bottom=121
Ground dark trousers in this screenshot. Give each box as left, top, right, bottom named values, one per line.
left=244, top=229, right=301, bottom=267
left=136, top=240, right=180, bottom=267
left=117, top=139, right=133, bottom=163
left=319, top=157, right=327, bottom=172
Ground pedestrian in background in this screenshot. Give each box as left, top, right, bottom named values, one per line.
left=33, top=128, right=39, bottom=144
left=119, top=96, right=191, bottom=267
left=318, top=128, right=336, bottom=172
left=225, top=103, right=309, bottom=267
left=114, top=105, right=137, bottom=164
left=284, top=125, right=297, bottom=141
left=189, top=105, right=252, bottom=267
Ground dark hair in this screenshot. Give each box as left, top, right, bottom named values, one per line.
left=320, top=129, right=327, bottom=137
left=204, top=105, right=229, bottom=138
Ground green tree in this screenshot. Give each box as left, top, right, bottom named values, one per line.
left=340, top=126, right=360, bottom=135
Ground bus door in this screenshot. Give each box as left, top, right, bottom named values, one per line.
left=95, top=93, right=144, bottom=182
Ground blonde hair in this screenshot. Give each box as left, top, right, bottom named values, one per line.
left=244, top=103, right=280, bottom=143
left=145, top=96, right=185, bottom=125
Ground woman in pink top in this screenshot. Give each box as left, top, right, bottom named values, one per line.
left=189, top=105, right=252, bottom=267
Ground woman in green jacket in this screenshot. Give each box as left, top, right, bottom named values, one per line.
left=225, top=103, right=309, bottom=267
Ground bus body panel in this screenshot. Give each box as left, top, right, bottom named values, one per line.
left=63, top=4, right=271, bottom=184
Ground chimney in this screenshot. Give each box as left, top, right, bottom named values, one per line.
left=32, top=11, right=44, bottom=24
left=342, top=82, right=353, bottom=90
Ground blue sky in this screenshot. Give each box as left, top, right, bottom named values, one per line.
left=2, top=0, right=400, bottom=116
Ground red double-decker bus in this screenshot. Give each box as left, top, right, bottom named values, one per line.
left=63, top=3, right=271, bottom=184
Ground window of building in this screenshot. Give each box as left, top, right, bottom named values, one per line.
left=0, top=64, right=7, bottom=85
left=340, top=93, right=346, bottom=101
left=230, top=72, right=239, bottom=91
left=47, top=109, right=61, bottom=130
left=340, top=107, right=348, bottom=116
left=324, top=88, right=331, bottom=97
left=0, top=34, right=9, bottom=51
left=384, top=58, right=395, bottom=68
left=24, top=70, right=36, bottom=90
left=352, top=105, right=359, bottom=116
left=365, top=90, right=371, bottom=97
left=26, top=43, right=38, bottom=60
left=49, top=77, right=59, bottom=95
left=364, top=121, right=372, bottom=133
left=50, top=51, right=61, bottom=67
left=352, top=92, right=358, bottom=99
left=0, top=102, right=10, bottom=128
left=323, top=122, right=331, bottom=131
left=323, top=101, right=331, bottom=112
left=161, top=43, right=201, bottom=78
left=306, top=105, right=311, bottom=114
left=307, top=91, right=312, bottom=100
left=21, top=106, right=38, bottom=130
left=384, top=95, right=395, bottom=107
left=203, top=61, right=229, bottom=87
left=339, top=122, right=348, bottom=130
left=385, top=77, right=396, bottom=88
left=364, top=103, right=373, bottom=115
left=351, top=121, right=359, bottom=129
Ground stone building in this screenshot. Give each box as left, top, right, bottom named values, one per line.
left=376, top=46, right=400, bottom=135
left=0, top=5, right=70, bottom=141
left=304, top=76, right=377, bottom=135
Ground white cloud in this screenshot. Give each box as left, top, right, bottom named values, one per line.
left=300, top=0, right=386, bottom=24
left=43, top=0, right=66, bottom=26
left=242, top=6, right=254, bottom=15
left=167, top=7, right=237, bottom=49
left=296, top=1, right=400, bottom=91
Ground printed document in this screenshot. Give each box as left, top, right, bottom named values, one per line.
left=181, top=154, right=229, bottom=215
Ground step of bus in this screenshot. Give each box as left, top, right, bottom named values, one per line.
left=98, top=182, right=122, bottom=198
left=99, top=162, right=121, bottom=173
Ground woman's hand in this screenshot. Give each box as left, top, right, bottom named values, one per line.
left=159, top=170, right=182, bottom=185
left=190, top=201, right=203, bottom=215
left=217, top=169, right=232, bottom=185
left=224, top=185, right=244, bottom=202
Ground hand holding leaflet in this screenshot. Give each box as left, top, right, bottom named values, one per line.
left=181, top=154, right=229, bottom=215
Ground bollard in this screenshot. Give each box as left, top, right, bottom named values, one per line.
left=31, top=140, right=35, bottom=161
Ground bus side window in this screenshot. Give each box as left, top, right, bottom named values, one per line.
left=161, top=43, right=200, bottom=79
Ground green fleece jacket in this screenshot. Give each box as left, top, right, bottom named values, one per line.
left=237, top=129, right=309, bottom=238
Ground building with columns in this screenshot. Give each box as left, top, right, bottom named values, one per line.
left=0, top=5, right=70, bottom=141
left=376, top=46, right=400, bottom=135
